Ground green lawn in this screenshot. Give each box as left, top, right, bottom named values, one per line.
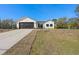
left=30, top=29, right=79, bottom=55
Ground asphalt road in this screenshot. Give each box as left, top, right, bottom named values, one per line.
left=0, top=29, right=33, bottom=55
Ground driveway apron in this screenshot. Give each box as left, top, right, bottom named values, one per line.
left=0, top=29, right=33, bottom=54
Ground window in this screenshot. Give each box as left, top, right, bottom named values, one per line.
left=46, top=24, right=49, bottom=27
left=50, top=24, right=53, bottom=27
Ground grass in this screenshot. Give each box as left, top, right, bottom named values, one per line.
left=30, top=29, right=79, bottom=55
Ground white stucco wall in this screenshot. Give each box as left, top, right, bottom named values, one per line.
left=16, top=18, right=37, bottom=29
left=43, top=21, right=54, bottom=29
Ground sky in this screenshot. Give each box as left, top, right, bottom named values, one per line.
left=0, top=4, right=77, bottom=21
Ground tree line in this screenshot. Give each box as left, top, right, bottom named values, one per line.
left=53, top=5, right=79, bottom=29
left=53, top=17, right=79, bottom=29
left=0, top=19, right=16, bottom=29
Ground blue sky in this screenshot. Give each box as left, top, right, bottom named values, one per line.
left=0, top=4, right=77, bottom=21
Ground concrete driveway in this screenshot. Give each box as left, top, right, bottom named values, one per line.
left=0, top=29, right=33, bottom=55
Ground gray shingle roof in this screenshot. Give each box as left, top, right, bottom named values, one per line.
left=37, top=21, right=46, bottom=24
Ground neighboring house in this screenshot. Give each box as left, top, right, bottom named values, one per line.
left=16, top=17, right=54, bottom=29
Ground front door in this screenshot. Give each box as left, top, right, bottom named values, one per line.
left=38, top=24, right=43, bottom=29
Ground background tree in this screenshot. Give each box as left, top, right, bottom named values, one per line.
left=1, top=19, right=16, bottom=29
left=75, top=5, right=79, bottom=17
left=67, top=18, right=78, bottom=29
left=52, top=19, right=57, bottom=22
left=0, top=19, right=1, bottom=29
left=56, top=17, right=68, bottom=29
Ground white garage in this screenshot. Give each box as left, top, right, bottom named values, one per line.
left=16, top=17, right=37, bottom=29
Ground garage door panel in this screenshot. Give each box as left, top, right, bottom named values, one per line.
left=19, top=22, right=34, bottom=29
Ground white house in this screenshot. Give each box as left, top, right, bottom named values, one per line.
left=16, top=17, right=54, bottom=29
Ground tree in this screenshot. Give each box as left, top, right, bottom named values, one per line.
left=56, top=17, right=68, bottom=29
left=67, top=18, right=78, bottom=29
left=52, top=19, right=57, bottom=22
left=1, top=19, right=16, bottom=29
left=74, top=5, right=79, bottom=29
left=75, top=5, right=79, bottom=17
left=0, top=19, right=1, bottom=29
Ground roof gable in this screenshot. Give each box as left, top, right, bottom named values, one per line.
left=17, top=17, right=36, bottom=22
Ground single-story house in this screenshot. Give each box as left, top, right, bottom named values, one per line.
left=16, top=17, right=54, bottom=29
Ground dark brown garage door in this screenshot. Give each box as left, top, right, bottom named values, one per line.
left=19, top=22, right=34, bottom=29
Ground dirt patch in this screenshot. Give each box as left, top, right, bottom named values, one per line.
left=0, top=29, right=13, bottom=33
left=3, top=30, right=37, bottom=55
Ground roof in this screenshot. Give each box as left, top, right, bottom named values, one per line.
left=37, top=21, right=46, bottom=24
left=16, top=17, right=27, bottom=22
left=16, top=17, right=36, bottom=23
left=37, top=20, right=54, bottom=24
left=16, top=17, right=54, bottom=23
